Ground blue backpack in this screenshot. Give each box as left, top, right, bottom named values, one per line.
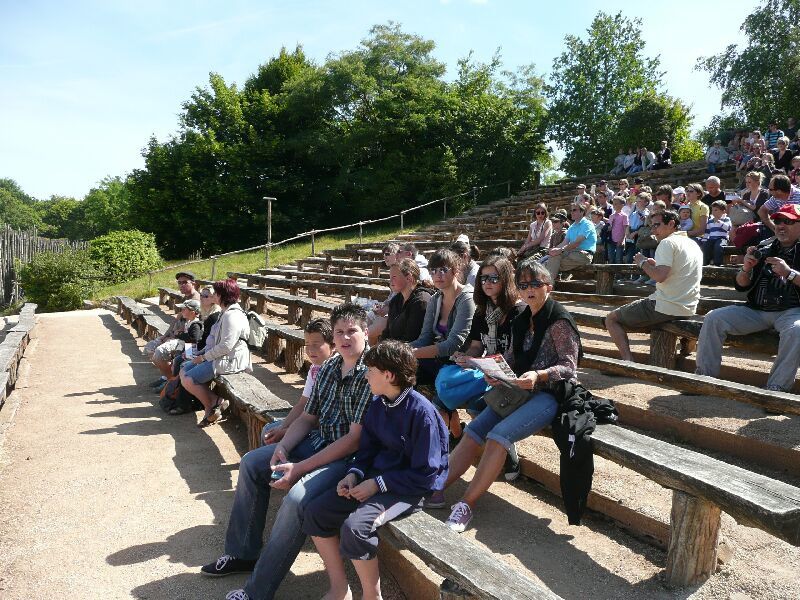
left=435, top=364, right=489, bottom=411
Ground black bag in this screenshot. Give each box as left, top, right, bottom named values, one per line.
left=484, top=383, right=531, bottom=418
left=159, top=377, right=203, bottom=415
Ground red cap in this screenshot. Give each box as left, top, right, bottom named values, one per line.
left=771, top=203, right=800, bottom=221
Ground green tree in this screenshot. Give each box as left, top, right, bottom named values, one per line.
left=545, top=12, right=663, bottom=175
left=81, top=176, right=133, bottom=237
left=697, top=0, right=800, bottom=129
left=36, top=196, right=83, bottom=239
left=0, top=179, right=41, bottom=231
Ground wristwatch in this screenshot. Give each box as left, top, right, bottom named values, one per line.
left=788, top=270, right=798, bottom=282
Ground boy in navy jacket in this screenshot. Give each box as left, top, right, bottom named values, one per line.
left=303, top=340, right=448, bottom=600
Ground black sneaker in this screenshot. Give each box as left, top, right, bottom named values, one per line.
left=149, top=377, right=166, bottom=388
left=504, top=446, right=521, bottom=482
left=200, top=554, right=257, bottom=577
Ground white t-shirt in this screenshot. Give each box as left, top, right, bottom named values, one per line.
left=302, top=364, right=322, bottom=398
left=649, top=231, right=703, bottom=316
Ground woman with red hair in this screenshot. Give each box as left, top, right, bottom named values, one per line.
left=181, top=279, right=252, bottom=427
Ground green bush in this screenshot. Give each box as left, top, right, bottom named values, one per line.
left=89, top=230, right=163, bottom=284
left=19, top=249, right=102, bottom=312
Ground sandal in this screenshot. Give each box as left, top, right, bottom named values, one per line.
left=197, top=406, right=222, bottom=428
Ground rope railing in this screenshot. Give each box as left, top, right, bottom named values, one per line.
left=145, top=180, right=512, bottom=290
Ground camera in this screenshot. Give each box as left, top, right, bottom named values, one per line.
left=751, top=249, right=765, bottom=260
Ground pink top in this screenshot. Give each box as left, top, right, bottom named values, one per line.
left=608, top=212, right=628, bottom=244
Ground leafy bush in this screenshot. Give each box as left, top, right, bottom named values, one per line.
left=18, top=250, right=102, bottom=312
left=89, top=230, right=163, bottom=283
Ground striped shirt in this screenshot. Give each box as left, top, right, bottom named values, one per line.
left=706, top=216, right=731, bottom=240
left=304, top=350, right=371, bottom=449
left=762, top=187, right=800, bottom=214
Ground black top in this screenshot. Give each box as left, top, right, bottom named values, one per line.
left=743, top=188, right=770, bottom=221
left=701, top=191, right=726, bottom=208
left=467, top=303, right=525, bottom=356
left=176, top=320, right=203, bottom=345
left=198, top=311, right=221, bottom=350
left=772, top=148, right=796, bottom=172
left=737, top=239, right=800, bottom=311
left=510, top=299, right=582, bottom=377
left=382, top=285, right=432, bottom=343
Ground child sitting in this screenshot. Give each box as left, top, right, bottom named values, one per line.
left=302, top=340, right=448, bottom=600
left=261, top=317, right=335, bottom=445
left=703, top=200, right=732, bottom=266
left=678, top=206, right=693, bottom=232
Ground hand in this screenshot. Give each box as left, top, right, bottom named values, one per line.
left=514, top=371, right=538, bottom=390
left=192, top=355, right=204, bottom=365
left=374, top=304, right=388, bottom=317
left=765, top=257, right=791, bottom=278
left=452, top=352, right=469, bottom=367
left=549, top=247, right=563, bottom=256
left=349, top=479, right=379, bottom=502
left=263, top=425, right=287, bottom=445
left=337, top=473, right=359, bottom=497
left=269, top=461, right=302, bottom=490
left=743, top=247, right=759, bottom=271
left=270, top=446, right=288, bottom=468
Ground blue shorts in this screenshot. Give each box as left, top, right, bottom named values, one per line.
left=182, top=360, right=216, bottom=384
left=465, top=390, right=558, bottom=452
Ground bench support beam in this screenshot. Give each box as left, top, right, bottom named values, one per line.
left=649, top=329, right=678, bottom=369
left=666, top=490, right=721, bottom=587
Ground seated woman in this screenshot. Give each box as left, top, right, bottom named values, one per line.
left=410, top=248, right=476, bottom=386
left=381, top=258, right=432, bottom=343
left=518, top=203, right=553, bottom=260
left=427, top=259, right=581, bottom=533
left=180, top=279, right=252, bottom=428
left=171, top=285, right=221, bottom=376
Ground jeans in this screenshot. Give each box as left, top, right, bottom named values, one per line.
left=627, top=165, right=643, bottom=174
left=703, top=238, right=725, bottom=266
left=465, top=390, right=558, bottom=451
left=606, top=241, right=624, bottom=264
left=623, top=241, right=637, bottom=264
left=224, top=433, right=349, bottom=600
left=696, top=305, right=800, bottom=391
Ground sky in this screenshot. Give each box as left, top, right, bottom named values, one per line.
left=1, top=0, right=753, bottom=200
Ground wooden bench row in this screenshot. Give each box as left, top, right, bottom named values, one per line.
left=228, top=271, right=390, bottom=302
left=0, top=302, right=37, bottom=409
left=116, top=296, right=170, bottom=341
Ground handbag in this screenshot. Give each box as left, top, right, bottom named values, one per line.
left=484, top=383, right=532, bottom=418
left=728, top=203, right=755, bottom=226
left=635, top=225, right=658, bottom=250
left=435, top=364, right=489, bottom=411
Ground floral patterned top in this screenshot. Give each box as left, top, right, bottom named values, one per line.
left=505, top=319, right=579, bottom=389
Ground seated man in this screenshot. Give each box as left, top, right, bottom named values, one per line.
left=201, top=303, right=372, bottom=600
left=605, top=210, right=702, bottom=361
left=544, top=204, right=597, bottom=282
left=705, top=140, right=729, bottom=174
left=696, top=204, right=800, bottom=392
left=757, top=174, right=800, bottom=233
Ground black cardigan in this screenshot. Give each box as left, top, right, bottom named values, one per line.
left=381, top=285, right=432, bottom=343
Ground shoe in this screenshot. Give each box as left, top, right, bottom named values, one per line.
left=423, top=490, right=446, bottom=509
left=763, top=384, right=788, bottom=392
left=226, top=591, right=250, bottom=600
left=197, top=406, right=222, bottom=428
left=154, top=380, right=167, bottom=394
left=446, top=501, right=473, bottom=533
left=560, top=273, right=573, bottom=281
left=645, top=279, right=656, bottom=286
left=504, top=446, right=521, bottom=482
left=150, top=377, right=167, bottom=387
left=200, top=554, right=256, bottom=577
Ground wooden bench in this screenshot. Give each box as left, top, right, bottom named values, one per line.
left=215, top=373, right=562, bottom=600
left=587, top=264, right=739, bottom=295
left=116, top=296, right=151, bottom=326
left=157, top=287, right=184, bottom=310
left=259, top=267, right=389, bottom=288
left=581, top=352, right=800, bottom=415
left=228, top=272, right=390, bottom=302
left=246, top=289, right=336, bottom=327
left=591, top=423, right=800, bottom=586
left=263, top=323, right=306, bottom=374
left=552, top=290, right=745, bottom=315
left=0, top=302, right=37, bottom=406
left=297, top=257, right=386, bottom=277
left=139, top=314, right=169, bottom=341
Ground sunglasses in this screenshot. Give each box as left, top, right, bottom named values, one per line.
left=480, top=275, right=500, bottom=284
left=200, top=293, right=211, bottom=298
left=517, top=280, right=547, bottom=290
left=382, top=251, right=394, bottom=255
left=773, top=218, right=799, bottom=225
left=431, top=266, right=453, bottom=276
left=535, top=211, right=546, bottom=215
left=177, top=280, right=190, bottom=285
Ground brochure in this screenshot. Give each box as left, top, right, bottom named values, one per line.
left=464, top=354, right=517, bottom=383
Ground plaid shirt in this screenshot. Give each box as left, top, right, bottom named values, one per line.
left=304, top=350, right=371, bottom=449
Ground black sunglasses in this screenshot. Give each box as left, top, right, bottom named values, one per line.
left=773, top=218, right=799, bottom=225
left=480, top=275, right=500, bottom=284
left=535, top=211, right=546, bottom=215
left=517, top=280, right=547, bottom=290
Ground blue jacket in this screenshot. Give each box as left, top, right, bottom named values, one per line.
left=349, top=388, right=449, bottom=496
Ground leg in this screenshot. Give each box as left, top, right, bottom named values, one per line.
left=444, top=433, right=482, bottom=488
left=558, top=250, right=591, bottom=274
left=311, top=536, right=352, bottom=600
left=461, top=439, right=508, bottom=507
left=180, top=361, right=219, bottom=415
left=696, top=306, right=771, bottom=377
left=352, top=559, right=381, bottom=600
left=701, top=239, right=712, bottom=266
left=545, top=253, right=563, bottom=282
left=767, top=309, right=800, bottom=390
left=605, top=308, right=633, bottom=361
left=712, top=239, right=724, bottom=266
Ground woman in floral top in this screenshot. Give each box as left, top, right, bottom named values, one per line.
left=425, top=259, right=581, bottom=532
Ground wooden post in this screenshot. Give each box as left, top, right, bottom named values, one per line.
left=265, top=332, right=284, bottom=363
left=301, top=305, right=312, bottom=327
left=210, top=257, right=217, bottom=280
left=359, top=222, right=363, bottom=244
left=666, top=490, right=721, bottom=587
left=311, top=230, right=316, bottom=256
left=650, top=329, right=678, bottom=369
left=400, top=211, right=405, bottom=231
left=264, top=196, right=275, bottom=267
left=595, top=270, right=614, bottom=294
left=287, top=300, right=299, bottom=324
left=285, top=340, right=304, bottom=374
left=443, top=198, right=447, bottom=219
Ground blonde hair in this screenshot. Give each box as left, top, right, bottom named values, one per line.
left=199, top=285, right=221, bottom=321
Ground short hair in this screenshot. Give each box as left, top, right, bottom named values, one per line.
left=618, top=178, right=629, bottom=186
left=685, top=183, right=705, bottom=197
left=516, top=257, right=553, bottom=286
left=428, top=248, right=462, bottom=273
left=652, top=200, right=667, bottom=212
left=382, top=242, right=400, bottom=255
left=485, top=246, right=517, bottom=265
left=778, top=136, right=790, bottom=145
left=590, top=208, right=603, bottom=216
left=612, top=195, right=625, bottom=206
left=636, top=192, right=652, bottom=204
left=711, top=200, right=728, bottom=212
left=706, top=176, right=721, bottom=186
left=656, top=184, right=673, bottom=198
left=330, top=302, right=368, bottom=330
left=474, top=255, right=518, bottom=316
left=391, top=257, right=420, bottom=283
left=770, top=174, right=792, bottom=194
left=305, top=317, right=333, bottom=345
left=364, top=340, right=417, bottom=389
left=678, top=206, right=692, bottom=214
left=639, top=185, right=652, bottom=194
left=213, top=278, right=240, bottom=306
left=399, top=242, right=418, bottom=255
left=532, top=203, right=549, bottom=218
left=746, top=171, right=764, bottom=184
left=449, top=240, right=470, bottom=260
left=658, top=210, right=680, bottom=228
left=572, top=203, right=587, bottom=214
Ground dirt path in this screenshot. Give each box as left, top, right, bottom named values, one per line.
left=0, top=309, right=403, bottom=600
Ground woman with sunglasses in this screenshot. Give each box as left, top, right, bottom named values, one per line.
left=519, top=203, right=553, bottom=260
left=428, top=259, right=581, bottom=532
left=410, top=248, right=476, bottom=384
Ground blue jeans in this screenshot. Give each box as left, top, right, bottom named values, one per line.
left=465, top=390, right=558, bottom=452
left=182, top=360, right=215, bottom=384
left=224, top=433, right=349, bottom=600
left=606, top=241, right=624, bottom=263
left=703, top=238, right=725, bottom=266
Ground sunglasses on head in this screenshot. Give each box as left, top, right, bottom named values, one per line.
left=431, top=266, right=453, bottom=276
left=517, top=280, right=547, bottom=290
left=480, top=275, right=500, bottom=284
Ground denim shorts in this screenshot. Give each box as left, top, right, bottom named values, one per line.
left=182, top=359, right=216, bottom=384
left=465, top=390, right=558, bottom=452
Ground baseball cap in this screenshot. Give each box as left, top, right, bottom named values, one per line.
left=576, top=183, right=586, bottom=189
left=176, top=299, right=201, bottom=312
left=771, top=204, right=800, bottom=221
left=598, top=180, right=607, bottom=185
left=175, top=271, right=196, bottom=281
left=672, top=186, right=685, bottom=196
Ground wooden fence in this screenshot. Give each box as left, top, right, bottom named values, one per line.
left=0, top=225, right=86, bottom=305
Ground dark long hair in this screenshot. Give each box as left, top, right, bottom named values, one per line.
left=474, top=256, right=518, bottom=316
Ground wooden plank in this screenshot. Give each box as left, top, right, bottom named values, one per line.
left=592, top=424, right=800, bottom=546
left=382, top=511, right=561, bottom=600
left=551, top=292, right=744, bottom=315
left=214, top=373, right=291, bottom=421
left=581, top=353, right=800, bottom=415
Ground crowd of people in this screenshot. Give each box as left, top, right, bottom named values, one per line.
left=136, top=151, right=800, bottom=599
left=706, top=119, right=800, bottom=180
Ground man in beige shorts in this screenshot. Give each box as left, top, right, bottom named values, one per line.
left=605, top=210, right=703, bottom=361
